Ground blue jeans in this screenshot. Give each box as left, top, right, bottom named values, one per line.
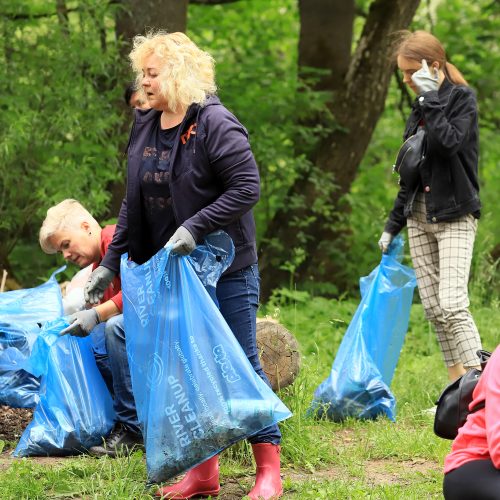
left=216, top=263, right=282, bottom=445
left=94, top=314, right=141, bottom=435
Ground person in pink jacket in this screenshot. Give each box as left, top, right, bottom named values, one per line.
left=443, top=345, right=500, bottom=498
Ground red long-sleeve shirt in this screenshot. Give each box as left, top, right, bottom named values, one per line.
left=92, top=225, right=123, bottom=312
left=444, top=345, right=500, bottom=473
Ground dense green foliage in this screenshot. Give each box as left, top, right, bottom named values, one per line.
left=1, top=0, right=498, bottom=301
left=0, top=0, right=127, bottom=281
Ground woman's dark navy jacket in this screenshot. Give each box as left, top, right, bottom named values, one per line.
left=101, top=95, right=260, bottom=275
left=385, top=78, right=481, bottom=236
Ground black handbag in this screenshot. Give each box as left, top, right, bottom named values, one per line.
left=433, top=350, right=491, bottom=440
left=393, top=127, right=426, bottom=187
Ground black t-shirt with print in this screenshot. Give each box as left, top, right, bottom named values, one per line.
left=139, top=122, right=179, bottom=254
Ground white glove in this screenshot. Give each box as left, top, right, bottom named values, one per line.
left=378, top=232, right=394, bottom=254
left=411, top=59, right=439, bottom=94
left=166, top=226, right=196, bottom=256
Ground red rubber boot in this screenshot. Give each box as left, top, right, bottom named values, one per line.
left=247, top=444, right=283, bottom=500
left=155, top=455, right=220, bottom=499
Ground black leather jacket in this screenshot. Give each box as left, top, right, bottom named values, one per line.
left=385, top=79, right=481, bottom=235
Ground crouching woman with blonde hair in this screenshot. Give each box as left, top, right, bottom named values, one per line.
left=39, top=199, right=143, bottom=457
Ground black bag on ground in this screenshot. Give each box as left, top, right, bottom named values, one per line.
left=434, top=350, right=490, bottom=440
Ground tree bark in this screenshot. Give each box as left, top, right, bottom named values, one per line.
left=298, top=0, right=354, bottom=92
left=259, top=0, right=421, bottom=300
left=115, top=0, right=188, bottom=51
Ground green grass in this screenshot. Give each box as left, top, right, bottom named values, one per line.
left=1, top=297, right=498, bottom=499
left=0, top=452, right=153, bottom=498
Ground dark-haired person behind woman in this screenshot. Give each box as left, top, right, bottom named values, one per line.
left=443, top=345, right=500, bottom=498
left=379, top=30, right=482, bottom=383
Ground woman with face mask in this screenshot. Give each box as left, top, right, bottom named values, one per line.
left=379, top=30, right=482, bottom=383
left=83, top=32, right=283, bottom=500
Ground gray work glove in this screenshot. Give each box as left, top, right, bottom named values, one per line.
left=166, top=226, right=196, bottom=256
left=411, top=59, right=439, bottom=94
left=84, top=266, right=116, bottom=305
left=60, top=308, right=100, bottom=337
left=378, top=231, right=394, bottom=254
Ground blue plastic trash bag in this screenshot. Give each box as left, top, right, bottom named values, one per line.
left=359, top=236, right=417, bottom=386
left=0, top=266, right=65, bottom=325
left=0, top=322, right=41, bottom=407
left=83, top=230, right=235, bottom=360
left=0, top=267, right=65, bottom=407
left=310, top=236, right=416, bottom=421
left=15, top=317, right=115, bottom=456
left=188, top=230, right=235, bottom=305
left=121, top=244, right=292, bottom=483
left=189, top=231, right=235, bottom=285
left=312, top=323, right=396, bottom=421
left=0, top=369, right=39, bottom=409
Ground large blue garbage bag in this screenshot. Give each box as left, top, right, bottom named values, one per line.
left=0, top=322, right=41, bottom=407
left=121, top=243, right=292, bottom=483
left=310, top=236, right=416, bottom=421
left=0, top=369, right=39, bottom=409
left=0, top=267, right=65, bottom=408
left=14, top=318, right=115, bottom=456
left=358, top=237, right=417, bottom=386
left=0, top=267, right=65, bottom=325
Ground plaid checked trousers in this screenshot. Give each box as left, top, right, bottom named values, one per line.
left=407, top=193, right=482, bottom=367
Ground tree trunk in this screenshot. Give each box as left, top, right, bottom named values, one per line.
left=115, top=0, right=188, bottom=51
left=298, top=0, right=354, bottom=91
left=259, top=0, right=421, bottom=300
left=256, top=320, right=301, bottom=391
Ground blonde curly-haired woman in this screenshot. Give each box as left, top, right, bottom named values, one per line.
left=84, top=32, right=283, bottom=500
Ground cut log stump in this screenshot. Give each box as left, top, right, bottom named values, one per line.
left=256, top=319, right=301, bottom=391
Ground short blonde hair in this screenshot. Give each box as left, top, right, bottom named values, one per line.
left=129, top=31, right=217, bottom=113
left=39, top=199, right=99, bottom=254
